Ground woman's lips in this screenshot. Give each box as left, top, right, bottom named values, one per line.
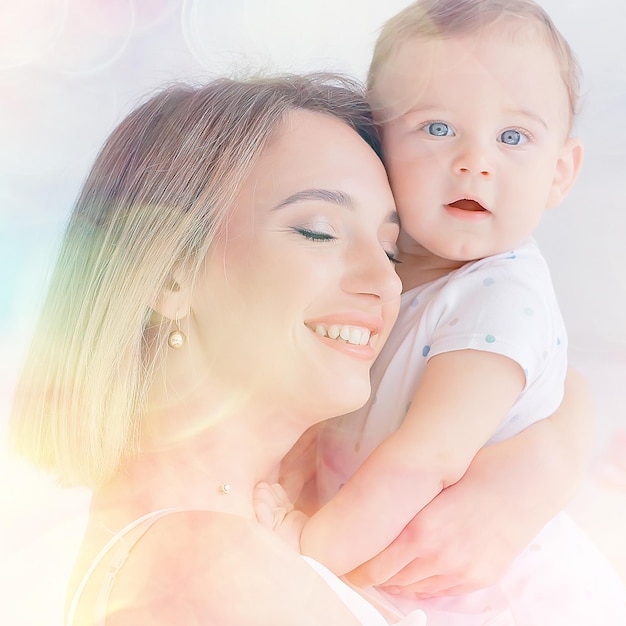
left=305, top=315, right=384, bottom=361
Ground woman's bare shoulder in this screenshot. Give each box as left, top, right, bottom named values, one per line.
left=106, top=509, right=361, bottom=625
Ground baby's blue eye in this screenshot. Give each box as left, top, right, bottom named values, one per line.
left=424, top=121, right=454, bottom=137
left=499, top=129, right=528, bottom=145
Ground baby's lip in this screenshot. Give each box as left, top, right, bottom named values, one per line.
left=448, top=198, right=488, bottom=212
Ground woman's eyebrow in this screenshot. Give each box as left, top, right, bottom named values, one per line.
left=273, top=188, right=353, bottom=210
left=274, top=188, right=399, bottom=226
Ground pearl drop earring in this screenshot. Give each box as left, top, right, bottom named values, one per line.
left=167, top=315, right=186, bottom=349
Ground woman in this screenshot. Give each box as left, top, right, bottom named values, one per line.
left=10, top=73, right=427, bottom=624
left=10, top=72, right=589, bottom=624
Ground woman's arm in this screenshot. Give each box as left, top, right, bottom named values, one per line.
left=347, top=367, right=593, bottom=596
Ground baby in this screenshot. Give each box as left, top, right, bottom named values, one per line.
left=310, top=0, right=583, bottom=573
left=257, top=1, right=626, bottom=623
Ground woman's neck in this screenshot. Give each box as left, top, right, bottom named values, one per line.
left=95, top=333, right=312, bottom=524
left=95, top=398, right=301, bottom=524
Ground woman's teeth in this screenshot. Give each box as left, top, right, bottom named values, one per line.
left=314, top=324, right=372, bottom=346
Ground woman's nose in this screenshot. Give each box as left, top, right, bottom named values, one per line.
left=342, top=244, right=402, bottom=303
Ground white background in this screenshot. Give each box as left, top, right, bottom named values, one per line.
left=0, top=1, right=624, bottom=624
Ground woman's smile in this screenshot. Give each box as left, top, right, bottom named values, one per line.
left=305, top=312, right=385, bottom=360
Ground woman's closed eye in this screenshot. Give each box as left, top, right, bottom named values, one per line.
left=292, top=227, right=400, bottom=266
left=292, top=226, right=337, bottom=242
left=385, top=247, right=401, bottom=265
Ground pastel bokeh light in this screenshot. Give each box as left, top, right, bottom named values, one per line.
left=181, top=0, right=380, bottom=75
left=40, top=0, right=135, bottom=75
left=0, top=68, right=119, bottom=175
left=0, top=0, right=67, bottom=70
left=1, top=1, right=624, bottom=624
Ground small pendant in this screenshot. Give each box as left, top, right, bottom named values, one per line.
left=219, top=483, right=231, bottom=495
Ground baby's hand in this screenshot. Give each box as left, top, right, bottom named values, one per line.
left=253, top=482, right=309, bottom=552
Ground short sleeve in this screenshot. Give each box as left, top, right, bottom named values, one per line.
left=424, top=242, right=567, bottom=390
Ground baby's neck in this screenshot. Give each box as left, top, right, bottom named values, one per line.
left=397, top=240, right=465, bottom=292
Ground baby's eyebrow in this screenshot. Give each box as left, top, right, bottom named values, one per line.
left=273, top=188, right=353, bottom=210
left=504, top=108, right=548, bottom=131
left=399, top=105, right=443, bottom=119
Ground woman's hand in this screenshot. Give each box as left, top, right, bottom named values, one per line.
left=347, top=367, right=594, bottom=597
left=348, top=442, right=547, bottom=596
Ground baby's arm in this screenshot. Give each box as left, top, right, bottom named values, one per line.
left=347, top=367, right=592, bottom=595
left=300, top=349, right=525, bottom=575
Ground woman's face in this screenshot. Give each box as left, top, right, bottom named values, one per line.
left=190, top=110, right=402, bottom=420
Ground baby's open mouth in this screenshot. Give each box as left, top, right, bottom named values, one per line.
left=448, top=199, right=486, bottom=212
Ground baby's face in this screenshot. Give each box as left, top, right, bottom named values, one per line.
left=372, top=24, right=581, bottom=262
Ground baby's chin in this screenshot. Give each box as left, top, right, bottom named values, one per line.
left=421, top=235, right=511, bottom=264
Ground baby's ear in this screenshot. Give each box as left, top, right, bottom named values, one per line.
left=150, top=267, right=192, bottom=321
left=546, top=137, right=584, bottom=208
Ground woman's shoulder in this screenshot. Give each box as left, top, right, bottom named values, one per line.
left=104, top=509, right=363, bottom=625
left=106, top=510, right=281, bottom=621
left=135, top=508, right=304, bottom=578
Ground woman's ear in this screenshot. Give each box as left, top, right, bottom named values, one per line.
left=546, top=137, right=584, bottom=209
left=150, top=268, right=192, bottom=322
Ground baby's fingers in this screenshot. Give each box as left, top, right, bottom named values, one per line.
left=253, top=482, right=280, bottom=528
left=253, top=481, right=294, bottom=530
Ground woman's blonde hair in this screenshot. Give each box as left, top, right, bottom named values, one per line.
left=368, top=0, right=581, bottom=122
left=10, top=73, right=382, bottom=489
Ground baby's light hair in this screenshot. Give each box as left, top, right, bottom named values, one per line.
left=9, top=73, right=381, bottom=489
left=368, top=0, right=581, bottom=123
